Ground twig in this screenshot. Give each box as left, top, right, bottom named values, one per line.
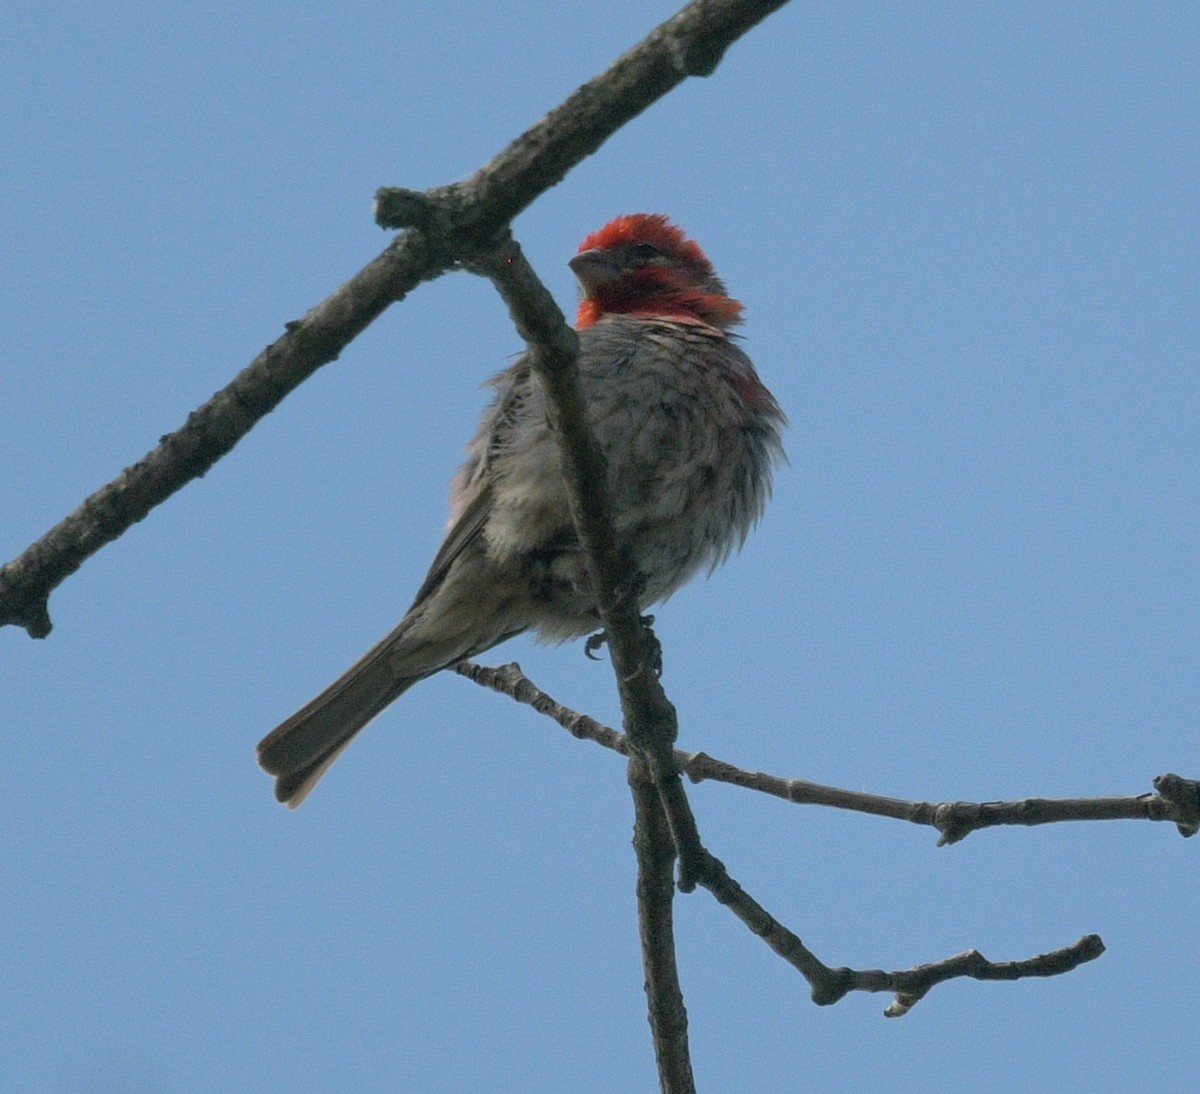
left=454, top=659, right=1107, bottom=1014
left=695, top=845, right=1103, bottom=1014
left=453, top=661, right=1200, bottom=843
left=875, top=935, right=1105, bottom=1018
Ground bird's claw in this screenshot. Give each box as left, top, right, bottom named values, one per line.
left=585, top=615, right=662, bottom=677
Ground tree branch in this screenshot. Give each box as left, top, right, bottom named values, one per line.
left=454, top=660, right=1107, bottom=1014
left=375, top=0, right=793, bottom=234
left=630, top=759, right=695, bottom=1093
left=453, top=661, right=1200, bottom=842
left=0, top=0, right=792, bottom=638
left=0, top=233, right=439, bottom=637
left=697, top=846, right=1104, bottom=1014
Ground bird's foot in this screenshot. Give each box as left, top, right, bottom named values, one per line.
left=584, top=614, right=661, bottom=677
left=584, top=630, right=607, bottom=660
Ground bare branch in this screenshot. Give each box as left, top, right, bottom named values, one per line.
left=453, top=660, right=1106, bottom=1014
left=376, top=0, right=794, bottom=234
left=0, top=0, right=792, bottom=638
left=0, top=233, right=439, bottom=637
left=697, top=846, right=1104, bottom=1014
left=452, top=661, right=1200, bottom=842
left=877, top=935, right=1105, bottom=1018
left=630, top=759, right=695, bottom=1093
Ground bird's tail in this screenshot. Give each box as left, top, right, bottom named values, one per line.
left=256, top=632, right=433, bottom=808
left=258, top=534, right=528, bottom=807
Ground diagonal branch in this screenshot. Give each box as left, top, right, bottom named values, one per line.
left=375, top=0, right=793, bottom=235
left=0, top=0, right=792, bottom=638
left=0, top=232, right=439, bottom=638
left=453, top=660, right=1200, bottom=842
left=697, top=845, right=1104, bottom=1014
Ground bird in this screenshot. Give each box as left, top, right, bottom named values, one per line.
left=257, top=214, right=786, bottom=806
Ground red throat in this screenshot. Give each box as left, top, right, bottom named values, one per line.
left=575, top=291, right=743, bottom=330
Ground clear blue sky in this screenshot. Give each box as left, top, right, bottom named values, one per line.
left=3, top=3, right=1197, bottom=1090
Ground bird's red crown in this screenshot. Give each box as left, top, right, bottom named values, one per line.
left=576, top=214, right=711, bottom=269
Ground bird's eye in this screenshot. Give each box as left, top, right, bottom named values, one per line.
left=629, top=242, right=659, bottom=263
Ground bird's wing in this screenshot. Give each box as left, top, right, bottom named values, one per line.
left=407, top=481, right=494, bottom=610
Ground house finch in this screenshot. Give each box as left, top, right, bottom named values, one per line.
left=258, top=214, right=786, bottom=806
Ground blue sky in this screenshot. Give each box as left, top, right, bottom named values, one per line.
left=3, top=2, right=1197, bottom=1090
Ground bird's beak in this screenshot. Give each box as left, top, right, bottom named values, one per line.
left=569, top=248, right=623, bottom=294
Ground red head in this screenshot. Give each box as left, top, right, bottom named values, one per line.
left=569, top=214, right=743, bottom=331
